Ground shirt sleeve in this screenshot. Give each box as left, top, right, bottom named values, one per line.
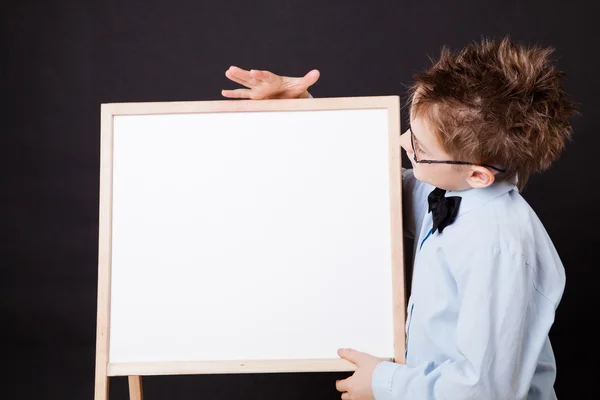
left=372, top=242, right=554, bottom=399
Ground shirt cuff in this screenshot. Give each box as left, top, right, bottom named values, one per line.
left=372, top=361, right=402, bottom=400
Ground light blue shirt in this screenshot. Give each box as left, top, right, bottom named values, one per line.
left=372, top=169, right=565, bottom=400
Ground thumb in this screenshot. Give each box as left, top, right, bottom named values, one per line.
left=338, top=348, right=365, bottom=365
left=301, top=69, right=320, bottom=87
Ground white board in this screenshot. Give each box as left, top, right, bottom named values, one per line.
left=95, top=97, right=405, bottom=380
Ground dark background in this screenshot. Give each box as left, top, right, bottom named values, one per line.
left=3, top=1, right=599, bottom=398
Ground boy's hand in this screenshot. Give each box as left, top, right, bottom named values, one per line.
left=221, top=66, right=320, bottom=100
left=336, top=348, right=381, bottom=400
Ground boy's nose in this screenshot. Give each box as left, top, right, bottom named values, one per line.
left=399, top=129, right=412, bottom=156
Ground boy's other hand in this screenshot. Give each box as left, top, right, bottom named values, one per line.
left=336, top=348, right=381, bottom=400
left=221, top=66, right=320, bottom=100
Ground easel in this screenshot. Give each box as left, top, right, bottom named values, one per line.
left=129, top=377, right=143, bottom=400
left=93, top=97, right=406, bottom=400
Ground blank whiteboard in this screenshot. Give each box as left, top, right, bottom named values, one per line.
left=94, top=96, right=405, bottom=385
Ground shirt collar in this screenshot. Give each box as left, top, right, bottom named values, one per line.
left=445, top=180, right=517, bottom=217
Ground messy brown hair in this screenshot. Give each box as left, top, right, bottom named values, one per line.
left=409, top=36, right=578, bottom=190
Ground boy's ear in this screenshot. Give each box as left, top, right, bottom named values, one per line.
left=466, top=166, right=496, bottom=188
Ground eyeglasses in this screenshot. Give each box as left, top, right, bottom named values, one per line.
left=409, top=125, right=506, bottom=173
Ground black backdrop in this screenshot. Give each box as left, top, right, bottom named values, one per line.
left=3, top=1, right=599, bottom=399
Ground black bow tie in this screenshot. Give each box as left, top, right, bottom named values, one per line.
left=427, top=187, right=462, bottom=234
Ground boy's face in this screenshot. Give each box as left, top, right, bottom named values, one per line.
left=399, top=114, right=494, bottom=191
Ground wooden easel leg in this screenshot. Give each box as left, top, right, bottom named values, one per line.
left=128, top=376, right=143, bottom=400
left=94, top=375, right=109, bottom=400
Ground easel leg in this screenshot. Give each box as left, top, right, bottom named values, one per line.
left=128, top=376, right=143, bottom=400
left=94, top=375, right=109, bottom=400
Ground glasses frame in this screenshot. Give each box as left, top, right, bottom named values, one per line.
left=409, top=126, right=506, bottom=173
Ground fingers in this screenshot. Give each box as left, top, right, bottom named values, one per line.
left=336, top=378, right=349, bottom=392
left=225, top=66, right=254, bottom=87
left=221, top=88, right=254, bottom=99
left=337, top=378, right=352, bottom=399
left=249, top=69, right=270, bottom=81
left=338, top=348, right=360, bottom=364
left=225, top=66, right=277, bottom=90
left=301, top=69, right=320, bottom=87
left=228, top=66, right=253, bottom=81
left=223, top=65, right=309, bottom=99
left=227, top=66, right=274, bottom=83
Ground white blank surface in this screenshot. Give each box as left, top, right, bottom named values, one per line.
left=109, top=109, right=394, bottom=363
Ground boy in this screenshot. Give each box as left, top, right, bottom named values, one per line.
left=222, top=37, right=577, bottom=399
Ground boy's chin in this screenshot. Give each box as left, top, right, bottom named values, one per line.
left=414, top=173, right=450, bottom=190
left=412, top=169, right=431, bottom=185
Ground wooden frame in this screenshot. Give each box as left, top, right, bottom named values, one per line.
left=94, top=96, right=405, bottom=399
